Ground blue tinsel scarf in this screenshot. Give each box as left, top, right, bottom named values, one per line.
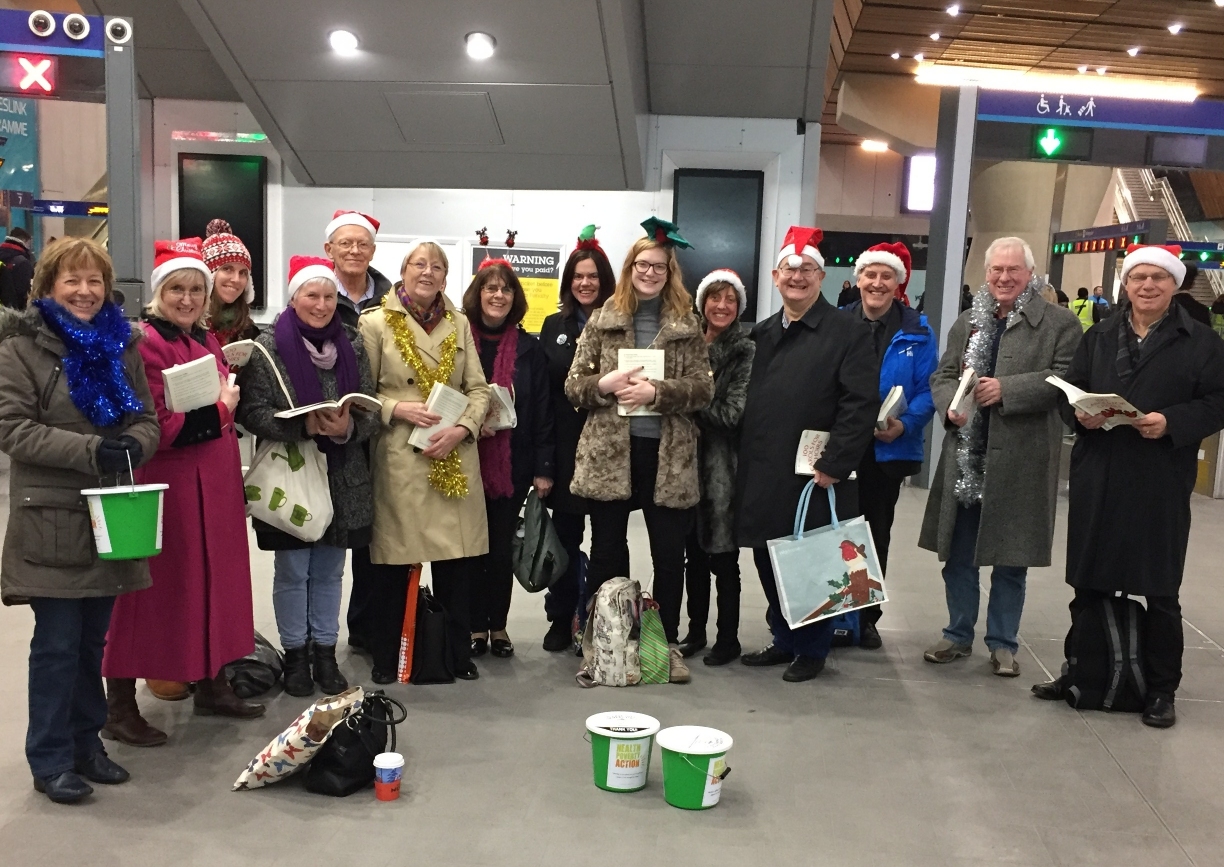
left=34, top=299, right=145, bottom=427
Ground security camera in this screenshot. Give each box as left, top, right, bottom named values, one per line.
left=105, top=18, right=132, bottom=45
left=28, top=10, right=55, bottom=38
left=64, top=13, right=90, bottom=41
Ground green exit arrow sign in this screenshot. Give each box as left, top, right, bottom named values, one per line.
left=1031, top=125, right=1093, bottom=161
left=1039, top=128, right=1062, bottom=156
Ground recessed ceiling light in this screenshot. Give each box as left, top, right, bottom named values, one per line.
left=861, top=140, right=889, bottom=153
left=465, top=31, right=496, bottom=60
left=891, top=52, right=900, bottom=60
left=1097, top=66, right=1107, bottom=75
left=328, top=29, right=358, bottom=56
left=914, top=53, right=925, bottom=62
left=946, top=4, right=960, bottom=15
left=930, top=32, right=941, bottom=40
left=1217, top=0, right=1224, bottom=7
left=1077, top=65, right=1088, bottom=74
left=1127, top=46, right=1140, bottom=56
left=1168, top=23, right=1183, bottom=34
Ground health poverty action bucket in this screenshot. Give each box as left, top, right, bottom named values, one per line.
left=586, top=712, right=660, bottom=792
left=656, top=726, right=733, bottom=810
left=81, top=483, right=168, bottom=561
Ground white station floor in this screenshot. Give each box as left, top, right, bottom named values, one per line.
left=1, top=475, right=1223, bottom=867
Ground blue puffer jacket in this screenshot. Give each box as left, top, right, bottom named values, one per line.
left=843, top=301, right=938, bottom=463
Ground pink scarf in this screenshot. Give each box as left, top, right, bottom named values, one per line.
left=471, top=322, right=519, bottom=499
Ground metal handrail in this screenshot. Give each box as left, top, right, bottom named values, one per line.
left=1135, top=169, right=1224, bottom=298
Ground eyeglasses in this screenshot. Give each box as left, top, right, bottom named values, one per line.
left=988, top=265, right=1028, bottom=278
left=1125, top=272, right=1175, bottom=286
left=163, top=286, right=206, bottom=299
left=332, top=240, right=373, bottom=253
left=408, top=261, right=446, bottom=276
left=481, top=284, right=514, bottom=296
left=632, top=260, right=668, bottom=276
left=778, top=265, right=820, bottom=278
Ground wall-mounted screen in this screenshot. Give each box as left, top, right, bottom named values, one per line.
left=1148, top=134, right=1209, bottom=168
left=904, top=154, right=937, bottom=213
left=178, top=154, right=267, bottom=308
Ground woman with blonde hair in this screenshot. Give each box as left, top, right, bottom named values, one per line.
left=565, top=218, right=713, bottom=683
left=359, top=240, right=490, bottom=683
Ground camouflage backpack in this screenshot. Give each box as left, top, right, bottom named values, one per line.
left=577, top=577, right=641, bottom=687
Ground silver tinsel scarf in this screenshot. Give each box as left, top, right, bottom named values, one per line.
left=952, top=276, right=1042, bottom=505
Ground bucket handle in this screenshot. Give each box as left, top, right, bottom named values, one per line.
left=125, top=448, right=138, bottom=496
left=677, top=753, right=731, bottom=781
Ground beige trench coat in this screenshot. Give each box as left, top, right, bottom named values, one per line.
left=359, top=291, right=491, bottom=565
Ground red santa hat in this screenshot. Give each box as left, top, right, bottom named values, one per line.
left=1120, top=244, right=1186, bottom=288
left=287, top=255, right=338, bottom=300
left=695, top=268, right=747, bottom=314
left=777, top=226, right=824, bottom=268
left=324, top=209, right=380, bottom=242
left=201, top=219, right=255, bottom=303
left=150, top=238, right=213, bottom=294
left=855, top=241, right=913, bottom=305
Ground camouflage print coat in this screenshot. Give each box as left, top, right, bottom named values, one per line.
left=565, top=301, right=713, bottom=509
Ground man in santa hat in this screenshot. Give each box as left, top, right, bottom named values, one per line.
left=323, top=210, right=392, bottom=330
left=734, top=226, right=880, bottom=682
left=1032, top=243, right=1224, bottom=728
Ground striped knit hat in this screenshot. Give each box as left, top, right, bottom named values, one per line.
left=201, top=219, right=254, bottom=303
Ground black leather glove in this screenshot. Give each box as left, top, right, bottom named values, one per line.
left=116, top=434, right=144, bottom=467
left=96, top=436, right=143, bottom=475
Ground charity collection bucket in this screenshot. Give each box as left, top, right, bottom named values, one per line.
left=656, top=726, right=733, bottom=810
left=373, top=752, right=404, bottom=801
left=585, top=712, right=660, bottom=792
left=81, top=483, right=168, bottom=561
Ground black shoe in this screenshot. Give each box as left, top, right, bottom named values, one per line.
left=859, top=621, right=883, bottom=650
left=782, top=655, right=826, bottom=682
left=74, top=751, right=129, bottom=785
left=703, top=642, right=741, bottom=666
left=370, top=667, right=396, bottom=685
left=742, top=645, right=794, bottom=667
left=33, top=771, right=93, bottom=804
left=1031, top=679, right=1065, bottom=701
left=542, top=621, right=571, bottom=652
left=1142, top=695, right=1176, bottom=728
left=347, top=633, right=367, bottom=651
left=471, top=636, right=489, bottom=657
left=677, top=633, right=707, bottom=659
left=490, top=638, right=514, bottom=658
left=282, top=646, right=315, bottom=697
left=455, top=662, right=480, bottom=681
left=312, top=644, right=349, bottom=695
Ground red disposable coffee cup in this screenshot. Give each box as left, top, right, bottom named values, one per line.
left=373, top=752, right=404, bottom=801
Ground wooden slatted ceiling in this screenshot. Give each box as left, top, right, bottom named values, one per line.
left=820, top=0, right=1224, bottom=145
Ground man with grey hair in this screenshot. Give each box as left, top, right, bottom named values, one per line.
left=919, top=237, right=1082, bottom=676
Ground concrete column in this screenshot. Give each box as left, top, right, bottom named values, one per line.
left=801, top=121, right=821, bottom=226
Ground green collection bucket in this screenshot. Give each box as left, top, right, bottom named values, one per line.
left=656, top=726, right=733, bottom=810
left=586, top=712, right=660, bottom=792
left=81, top=483, right=168, bottom=561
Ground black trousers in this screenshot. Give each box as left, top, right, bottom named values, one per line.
left=367, top=556, right=477, bottom=674
left=345, top=545, right=375, bottom=644
left=855, top=450, right=905, bottom=628
left=1066, top=589, right=1183, bottom=699
left=545, top=510, right=589, bottom=629
left=683, top=531, right=741, bottom=649
left=587, top=436, right=694, bottom=644
left=471, top=489, right=528, bottom=633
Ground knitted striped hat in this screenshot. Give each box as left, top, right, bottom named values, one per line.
left=201, top=219, right=254, bottom=303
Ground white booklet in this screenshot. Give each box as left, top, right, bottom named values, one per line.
left=876, top=385, right=908, bottom=430
left=274, top=393, right=382, bottom=419
left=1046, top=375, right=1143, bottom=430
left=616, top=348, right=665, bottom=417
left=408, top=383, right=471, bottom=450
left=162, top=353, right=221, bottom=413
left=485, top=384, right=517, bottom=431
left=221, top=339, right=257, bottom=368
left=949, top=366, right=979, bottom=418
left=794, top=430, right=831, bottom=475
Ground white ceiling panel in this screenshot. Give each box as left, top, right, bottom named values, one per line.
left=384, top=92, right=504, bottom=146
left=644, top=0, right=815, bottom=67
left=650, top=64, right=809, bottom=118
left=296, top=150, right=629, bottom=190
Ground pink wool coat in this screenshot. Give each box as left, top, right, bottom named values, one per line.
left=103, top=321, right=254, bottom=681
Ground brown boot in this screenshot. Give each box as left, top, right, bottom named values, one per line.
left=193, top=673, right=265, bottom=719
left=145, top=679, right=190, bottom=701
left=100, top=678, right=168, bottom=747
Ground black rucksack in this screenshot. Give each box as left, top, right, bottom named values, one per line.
left=1064, top=596, right=1147, bottom=713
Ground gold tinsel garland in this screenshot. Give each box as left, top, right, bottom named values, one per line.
left=383, top=297, right=468, bottom=498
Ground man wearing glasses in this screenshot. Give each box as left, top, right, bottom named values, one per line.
left=735, top=225, right=879, bottom=683
left=920, top=237, right=1081, bottom=677
left=323, top=209, right=392, bottom=328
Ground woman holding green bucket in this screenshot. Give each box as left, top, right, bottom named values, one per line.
left=101, top=239, right=265, bottom=748
left=0, top=238, right=160, bottom=804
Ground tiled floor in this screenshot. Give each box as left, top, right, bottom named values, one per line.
left=1, top=480, right=1222, bottom=866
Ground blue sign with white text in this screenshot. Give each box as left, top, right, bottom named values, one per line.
left=978, top=91, right=1224, bottom=137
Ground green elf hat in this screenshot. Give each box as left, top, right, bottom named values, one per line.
left=640, top=216, right=693, bottom=250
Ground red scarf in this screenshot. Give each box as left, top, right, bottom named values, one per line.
left=471, top=322, right=519, bottom=499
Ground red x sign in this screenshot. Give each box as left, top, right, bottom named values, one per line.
left=0, top=53, right=57, bottom=96
left=18, top=57, right=52, bottom=92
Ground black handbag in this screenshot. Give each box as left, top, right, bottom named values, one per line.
left=223, top=631, right=284, bottom=698
left=303, top=690, right=407, bottom=796
left=512, top=490, right=570, bottom=593
left=410, top=586, right=455, bottom=684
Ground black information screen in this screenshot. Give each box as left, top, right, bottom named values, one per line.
left=672, top=169, right=764, bottom=322
left=178, top=154, right=267, bottom=308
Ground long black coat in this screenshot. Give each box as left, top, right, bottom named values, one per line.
left=1065, top=304, right=1224, bottom=596
left=476, top=326, right=555, bottom=492
left=735, top=296, right=880, bottom=548
left=538, top=311, right=589, bottom=513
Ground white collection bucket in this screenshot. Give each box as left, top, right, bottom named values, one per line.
left=656, top=725, right=733, bottom=809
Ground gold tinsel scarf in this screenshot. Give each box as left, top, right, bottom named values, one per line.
left=382, top=296, right=468, bottom=498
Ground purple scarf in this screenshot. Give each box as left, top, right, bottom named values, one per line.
left=471, top=322, right=518, bottom=499
left=274, top=309, right=360, bottom=464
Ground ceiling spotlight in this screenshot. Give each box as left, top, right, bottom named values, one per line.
left=465, top=31, right=496, bottom=60
left=891, top=52, right=900, bottom=60
left=861, top=140, right=889, bottom=153
left=914, top=53, right=925, bottom=62
left=1168, top=23, right=1183, bottom=34
left=1077, top=65, right=1088, bottom=74
left=1127, top=46, right=1140, bottom=56
left=946, top=4, right=960, bottom=15
left=1216, top=0, right=1224, bottom=7
left=1097, top=66, right=1107, bottom=75
left=930, top=32, right=941, bottom=40
left=328, top=29, right=358, bottom=55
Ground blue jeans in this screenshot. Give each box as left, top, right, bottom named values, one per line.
left=26, top=595, right=115, bottom=779
left=753, top=547, right=835, bottom=660
left=941, top=505, right=1027, bottom=654
left=273, top=546, right=347, bottom=650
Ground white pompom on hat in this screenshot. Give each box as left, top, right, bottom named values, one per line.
left=695, top=268, right=747, bottom=315
left=287, top=255, right=338, bottom=300
left=150, top=238, right=213, bottom=295
left=776, top=225, right=825, bottom=268
left=1120, top=244, right=1186, bottom=288
left=324, top=209, right=380, bottom=242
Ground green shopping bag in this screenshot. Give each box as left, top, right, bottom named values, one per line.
left=638, top=596, right=669, bottom=684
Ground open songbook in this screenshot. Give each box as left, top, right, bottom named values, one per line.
left=1046, top=375, right=1142, bottom=430
left=162, top=354, right=221, bottom=413
left=274, top=393, right=382, bottom=419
